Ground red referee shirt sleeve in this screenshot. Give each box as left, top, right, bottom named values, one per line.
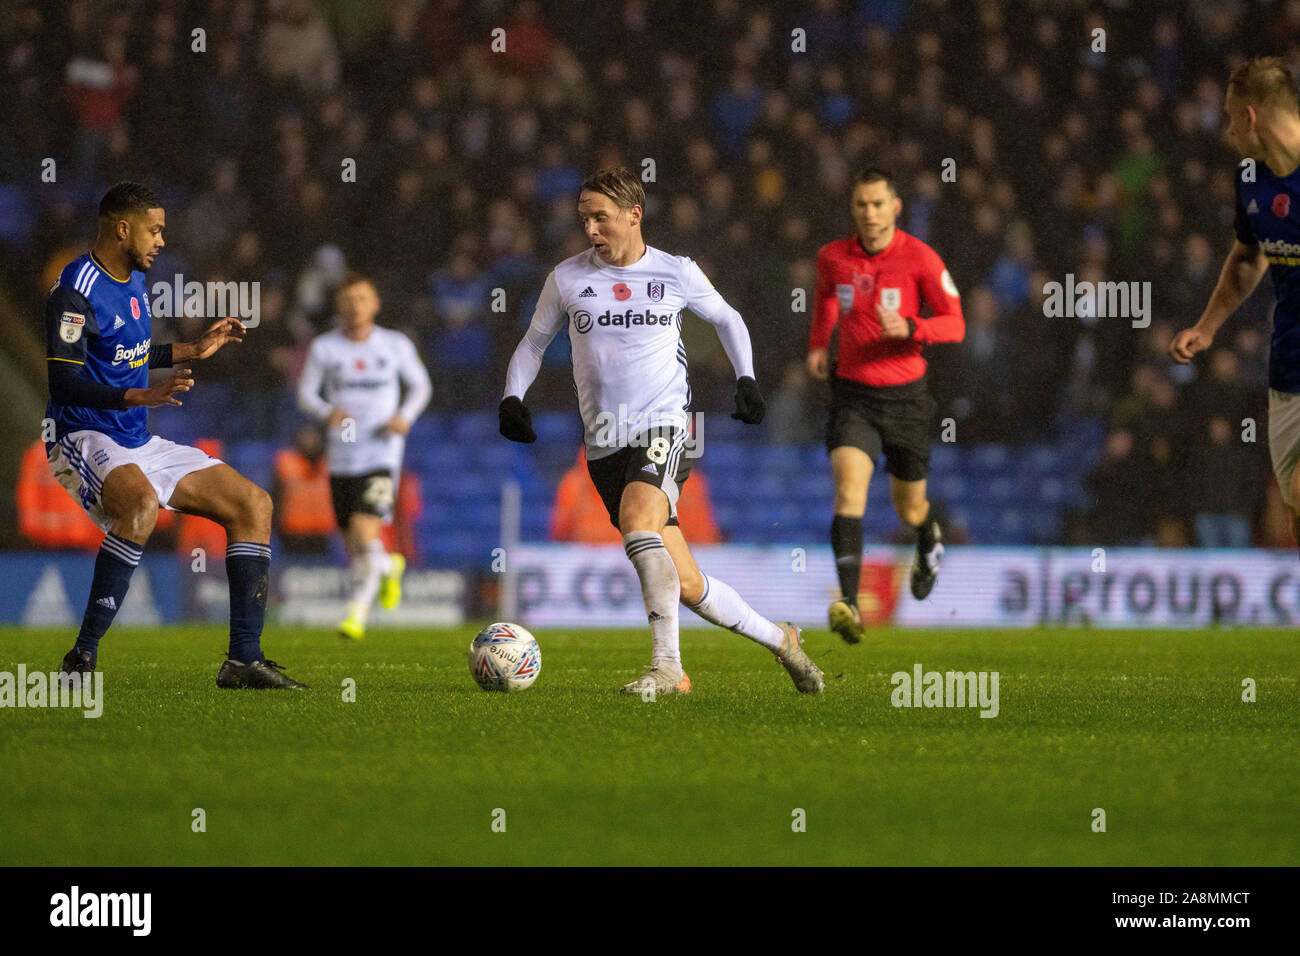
left=912, top=247, right=965, bottom=344
left=809, top=245, right=839, bottom=350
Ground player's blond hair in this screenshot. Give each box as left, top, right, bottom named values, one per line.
left=579, top=167, right=645, bottom=212
left=1227, top=57, right=1300, bottom=113
left=336, top=271, right=376, bottom=294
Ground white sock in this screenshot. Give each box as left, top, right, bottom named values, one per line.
left=347, top=542, right=385, bottom=619
left=368, top=538, right=393, bottom=576
left=623, top=531, right=680, bottom=666
left=685, top=573, right=783, bottom=651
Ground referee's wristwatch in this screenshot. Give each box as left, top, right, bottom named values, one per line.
left=905, top=318, right=917, bottom=339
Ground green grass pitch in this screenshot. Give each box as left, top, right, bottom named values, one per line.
left=1, top=624, right=1296, bottom=866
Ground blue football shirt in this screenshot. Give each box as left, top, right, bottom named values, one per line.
left=44, top=252, right=153, bottom=447
left=1235, top=160, right=1300, bottom=393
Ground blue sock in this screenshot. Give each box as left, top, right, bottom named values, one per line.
left=226, top=542, right=271, bottom=663
left=75, top=533, right=144, bottom=657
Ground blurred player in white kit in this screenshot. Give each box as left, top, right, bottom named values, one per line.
left=298, top=273, right=432, bottom=639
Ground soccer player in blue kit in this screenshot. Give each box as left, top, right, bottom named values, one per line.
left=45, top=182, right=306, bottom=689
left=1171, top=58, right=1300, bottom=549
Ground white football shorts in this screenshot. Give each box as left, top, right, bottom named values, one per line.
left=1268, top=388, right=1300, bottom=509
left=47, top=429, right=222, bottom=532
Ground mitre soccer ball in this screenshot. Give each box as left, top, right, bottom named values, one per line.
left=468, top=622, right=541, bottom=692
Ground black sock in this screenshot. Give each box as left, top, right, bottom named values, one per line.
left=75, top=533, right=144, bottom=657
left=831, top=515, right=863, bottom=604
left=226, top=542, right=271, bottom=663
left=914, top=505, right=935, bottom=552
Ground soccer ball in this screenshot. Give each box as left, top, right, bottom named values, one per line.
left=468, top=622, right=542, bottom=692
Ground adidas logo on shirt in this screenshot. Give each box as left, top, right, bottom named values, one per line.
left=112, top=315, right=125, bottom=330
left=96, top=596, right=117, bottom=610
left=641, top=463, right=659, bottom=474
left=1248, top=199, right=1259, bottom=214
left=578, top=286, right=596, bottom=297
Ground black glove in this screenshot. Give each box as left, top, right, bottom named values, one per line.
left=499, top=396, right=536, bottom=443
left=731, top=376, right=765, bottom=424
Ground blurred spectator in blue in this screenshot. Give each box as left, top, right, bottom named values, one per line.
left=853, top=0, right=908, bottom=37
left=904, top=171, right=940, bottom=244
left=1192, top=415, right=1260, bottom=548
left=988, top=220, right=1035, bottom=312
left=428, top=251, right=492, bottom=405
left=179, top=159, right=249, bottom=273
left=197, top=41, right=250, bottom=157
left=534, top=143, right=582, bottom=206
left=957, top=287, right=1016, bottom=441
left=1151, top=16, right=1181, bottom=102
left=768, top=361, right=821, bottom=445
left=800, top=0, right=848, bottom=63
left=1084, top=428, right=1146, bottom=546
left=711, top=69, right=764, bottom=159
left=818, top=66, right=855, bottom=131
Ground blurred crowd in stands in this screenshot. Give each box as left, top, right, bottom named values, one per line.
left=4, top=0, right=1300, bottom=549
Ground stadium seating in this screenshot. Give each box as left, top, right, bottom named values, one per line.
left=211, top=404, right=1102, bottom=565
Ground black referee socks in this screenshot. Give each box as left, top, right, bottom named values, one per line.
left=913, top=505, right=936, bottom=552
left=831, top=514, right=863, bottom=604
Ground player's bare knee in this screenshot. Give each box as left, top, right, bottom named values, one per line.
left=678, top=569, right=705, bottom=606
left=898, top=500, right=928, bottom=526
left=114, top=492, right=158, bottom=538
left=618, top=499, right=662, bottom=533
left=833, top=486, right=867, bottom=516
left=243, top=483, right=273, bottom=531
left=619, top=511, right=657, bottom=533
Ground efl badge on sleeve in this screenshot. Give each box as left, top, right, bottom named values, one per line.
left=880, top=288, right=901, bottom=312
left=941, top=269, right=959, bottom=297
left=836, top=284, right=854, bottom=311
left=59, top=311, right=85, bottom=343
left=647, top=281, right=664, bottom=302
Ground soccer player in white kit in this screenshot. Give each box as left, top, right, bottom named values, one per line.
left=298, top=273, right=432, bottom=639
left=500, top=167, right=824, bottom=694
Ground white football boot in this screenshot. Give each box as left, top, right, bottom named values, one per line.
left=774, top=622, right=825, bottom=694
left=620, top=662, right=693, bottom=696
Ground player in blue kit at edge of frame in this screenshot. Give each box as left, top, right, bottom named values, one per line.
left=44, top=181, right=306, bottom=689
left=1172, top=58, right=1300, bottom=557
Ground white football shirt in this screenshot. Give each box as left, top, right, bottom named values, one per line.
left=298, top=325, right=432, bottom=476
left=504, top=245, right=755, bottom=459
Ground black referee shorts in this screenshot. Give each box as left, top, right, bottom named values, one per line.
left=825, top=375, right=937, bottom=482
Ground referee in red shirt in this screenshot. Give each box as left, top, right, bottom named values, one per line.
left=808, top=167, right=965, bottom=644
